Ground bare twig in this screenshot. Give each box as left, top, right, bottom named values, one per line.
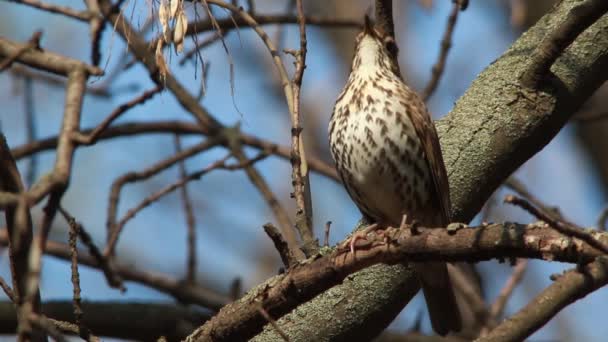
left=263, top=223, right=297, bottom=268
left=0, top=229, right=229, bottom=310
left=58, top=207, right=124, bottom=290
left=174, top=135, right=198, bottom=283
left=179, top=31, right=224, bottom=66
left=477, top=258, right=608, bottom=342
left=520, top=0, right=608, bottom=88
left=98, top=2, right=301, bottom=261
left=84, top=0, right=105, bottom=66
left=449, top=265, right=488, bottom=322
left=29, top=313, right=67, bottom=342
left=150, top=11, right=361, bottom=55
left=0, top=30, right=42, bottom=72
left=0, top=36, right=103, bottom=76
left=11, top=121, right=341, bottom=183
left=63, top=207, right=84, bottom=326
left=105, top=136, right=223, bottom=257
left=289, top=0, right=316, bottom=255
left=505, top=195, right=608, bottom=254
left=323, top=221, right=332, bottom=247
left=23, top=76, right=37, bottom=187
left=25, top=70, right=87, bottom=334
left=71, top=86, right=163, bottom=145
left=9, top=65, right=124, bottom=98
left=488, top=259, right=528, bottom=322
left=421, top=0, right=467, bottom=101
left=257, top=305, right=290, bottom=342
left=0, top=276, right=15, bottom=302
left=8, top=0, right=92, bottom=20
left=504, top=177, right=564, bottom=219
left=200, top=0, right=316, bottom=257
left=0, top=134, right=45, bottom=341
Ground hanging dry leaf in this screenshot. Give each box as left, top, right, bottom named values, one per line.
left=174, top=10, right=188, bottom=53
left=170, top=0, right=181, bottom=20
left=159, top=0, right=171, bottom=43
left=155, top=39, right=169, bottom=80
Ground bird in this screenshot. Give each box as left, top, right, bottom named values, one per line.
left=328, top=16, right=462, bottom=336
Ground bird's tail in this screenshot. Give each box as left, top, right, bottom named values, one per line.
left=414, top=262, right=462, bottom=336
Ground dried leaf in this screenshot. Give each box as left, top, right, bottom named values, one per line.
left=155, top=39, right=169, bottom=80
left=159, top=0, right=171, bottom=43
left=170, top=0, right=180, bottom=19
left=174, top=10, right=188, bottom=53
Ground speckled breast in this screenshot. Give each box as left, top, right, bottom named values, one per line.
left=329, top=74, right=433, bottom=226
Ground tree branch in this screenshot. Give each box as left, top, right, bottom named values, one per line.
left=520, top=0, right=608, bottom=88
left=187, top=222, right=608, bottom=341
left=0, top=300, right=211, bottom=341
left=477, top=257, right=608, bottom=342
left=0, top=36, right=102, bottom=76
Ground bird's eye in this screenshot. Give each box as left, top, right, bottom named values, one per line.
left=384, top=37, right=399, bottom=56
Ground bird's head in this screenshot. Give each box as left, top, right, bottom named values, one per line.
left=351, top=16, right=401, bottom=77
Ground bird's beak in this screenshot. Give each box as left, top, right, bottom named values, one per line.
left=363, top=15, right=374, bottom=35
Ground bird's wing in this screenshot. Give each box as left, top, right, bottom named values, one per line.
left=406, top=92, right=452, bottom=226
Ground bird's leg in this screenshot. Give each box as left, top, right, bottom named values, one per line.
left=400, top=214, right=408, bottom=229
left=340, top=223, right=383, bottom=254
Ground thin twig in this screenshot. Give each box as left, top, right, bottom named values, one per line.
left=29, top=313, right=67, bottom=342
left=105, top=137, right=223, bottom=258
left=421, top=0, right=467, bottom=101
left=115, top=152, right=270, bottom=233
left=449, top=264, right=488, bottom=322
left=488, top=259, right=528, bottom=322
left=477, top=258, right=608, bottom=342
left=263, top=223, right=297, bottom=268
left=257, top=305, right=290, bottom=341
left=179, top=31, right=224, bottom=66
left=58, top=207, right=125, bottom=291
left=71, top=86, right=163, bottom=145
left=323, top=221, right=332, bottom=247
left=0, top=276, right=15, bottom=302
left=0, top=230, right=229, bottom=310
left=0, top=30, right=42, bottom=72
left=505, top=177, right=564, bottom=219
left=84, top=0, right=105, bottom=66
left=174, top=135, right=198, bottom=283
left=11, top=120, right=341, bottom=182
left=0, top=133, right=45, bottom=341
left=288, top=0, right=317, bottom=255
left=8, top=0, right=92, bottom=20
left=23, top=76, right=37, bottom=187
left=505, top=195, right=608, bottom=254
left=64, top=207, right=84, bottom=326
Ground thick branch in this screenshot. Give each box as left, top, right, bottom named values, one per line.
left=520, top=0, right=608, bottom=88
left=187, top=223, right=608, bottom=341
left=0, top=300, right=211, bottom=341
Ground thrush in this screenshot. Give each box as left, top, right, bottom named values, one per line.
left=328, top=17, right=462, bottom=335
